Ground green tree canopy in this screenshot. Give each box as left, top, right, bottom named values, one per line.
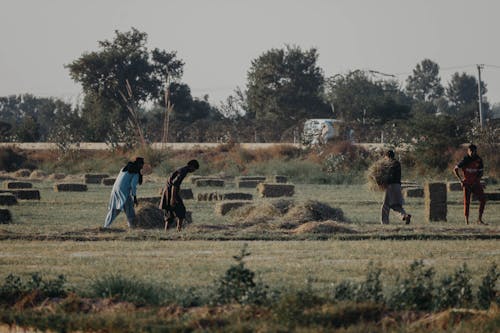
left=406, top=59, right=444, bottom=102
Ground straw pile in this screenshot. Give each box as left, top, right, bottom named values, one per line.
left=197, top=192, right=221, bottom=201
left=101, top=178, right=116, bottom=186
left=284, top=200, right=345, bottom=223
left=447, top=182, right=462, bottom=191
left=366, top=158, right=398, bottom=191
left=257, top=183, right=294, bottom=198
left=404, top=187, right=424, bottom=198
left=3, top=181, right=32, bottom=189
left=14, top=169, right=31, bottom=178
left=195, top=179, right=225, bottom=187
left=10, top=190, right=40, bottom=200
left=424, top=182, right=447, bottom=222
left=133, top=204, right=164, bottom=229
left=0, top=209, right=12, bottom=224
left=215, top=201, right=252, bottom=215
left=54, top=183, right=88, bottom=192
left=84, top=174, right=109, bottom=184
left=0, top=193, right=17, bottom=205
left=268, top=175, right=288, bottom=183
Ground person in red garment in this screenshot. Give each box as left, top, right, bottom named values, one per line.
left=453, top=144, right=487, bottom=225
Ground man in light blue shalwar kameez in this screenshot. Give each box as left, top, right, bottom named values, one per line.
left=104, top=157, right=144, bottom=228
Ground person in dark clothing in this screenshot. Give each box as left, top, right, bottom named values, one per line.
left=381, top=150, right=411, bottom=225
left=453, top=144, right=487, bottom=225
left=159, top=160, right=199, bottom=231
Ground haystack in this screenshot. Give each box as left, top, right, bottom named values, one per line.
left=228, top=202, right=282, bottom=224
left=3, top=181, right=32, bottom=189
left=133, top=204, right=164, bottom=229
left=14, top=169, right=31, bottom=178
left=11, top=190, right=40, bottom=200
left=284, top=200, right=344, bottom=223
left=84, top=174, right=109, bottom=184
left=0, top=209, right=12, bottom=224
left=197, top=192, right=221, bottom=201
left=292, top=221, right=355, bottom=234
left=404, top=187, right=424, bottom=198
left=215, top=201, right=251, bottom=216
left=366, top=158, right=398, bottom=191
left=195, top=179, right=225, bottom=187
left=221, top=192, right=253, bottom=200
left=102, top=178, right=116, bottom=186
left=0, top=193, right=17, bottom=206
left=256, top=183, right=294, bottom=198
left=424, top=182, right=447, bottom=222
left=54, top=183, right=88, bottom=192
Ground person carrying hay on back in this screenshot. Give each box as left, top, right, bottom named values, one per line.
left=160, top=159, right=199, bottom=231
left=104, top=157, right=144, bottom=228
left=368, top=150, right=411, bottom=225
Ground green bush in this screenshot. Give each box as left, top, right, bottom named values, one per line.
left=272, top=281, right=322, bottom=327
left=477, top=262, right=499, bottom=309
left=435, top=263, right=473, bottom=309
left=0, top=273, right=67, bottom=305
left=388, top=260, right=435, bottom=311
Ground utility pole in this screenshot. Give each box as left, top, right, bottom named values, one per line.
left=477, top=64, right=484, bottom=128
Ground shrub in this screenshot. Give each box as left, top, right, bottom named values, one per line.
left=213, top=244, right=269, bottom=305
left=332, top=262, right=383, bottom=304
left=435, top=263, right=473, bottom=310
left=477, top=262, right=499, bottom=309
left=0, top=147, right=33, bottom=172
left=0, top=273, right=67, bottom=305
left=388, top=260, right=435, bottom=311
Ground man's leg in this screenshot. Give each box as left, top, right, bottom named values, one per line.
left=123, top=199, right=136, bottom=228
left=473, top=183, right=487, bottom=224
left=463, top=185, right=472, bottom=224
left=104, top=209, right=120, bottom=228
left=381, top=190, right=390, bottom=224
left=391, top=205, right=410, bottom=224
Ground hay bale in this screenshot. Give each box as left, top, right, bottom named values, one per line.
left=133, top=204, right=165, bottom=229
left=424, top=182, right=447, bottom=222
left=404, top=187, right=424, bottom=198
left=102, top=177, right=116, bottom=186
left=257, top=183, right=294, bottom=198
left=3, top=181, right=33, bottom=189
left=268, top=175, right=288, bottom=183
left=236, top=180, right=262, bottom=188
left=284, top=200, right=344, bottom=222
left=14, top=169, right=31, bottom=178
left=179, top=188, right=194, bottom=200
left=447, top=182, right=462, bottom=191
left=485, top=192, right=500, bottom=201
left=54, top=183, right=88, bottom=192
left=221, top=192, right=253, bottom=201
left=0, top=193, right=17, bottom=205
left=12, top=190, right=40, bottom=200
left=215, top=201, right=251, bottom=216
left=0, top=209, right=12, bottom=224
left=29, top=170, right=47, bottom=179
left=292, top=221, right=355, bottom=234
left=195, top=179, right=225, bottom=187
left=366, top=158, right=397, bottom=191
left=48, top=173, right=66, bottom=180
left=84, top=173, right=109, bottom=184
left=236, top=176, right=266, bottom=182
left=139, top=196, right=162, bottom=206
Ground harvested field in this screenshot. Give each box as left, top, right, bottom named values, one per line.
left=2, top=181, right=32, bottom=189
left=0, top=193, right=17, bottom=205
left=292, top=221, right=356, bottom=234
left=257, top=183, right=294, bottom=197
left=0, top=208, right=11, bottom=223
left=54, top=183, right=88, bottom=192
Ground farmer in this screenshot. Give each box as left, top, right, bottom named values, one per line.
left=104, top=157, right=144, bottom=228
left=381, top=150, right=411, bottom=225
left=160, top=159, right=199, bottom=231
left=453, top=144, right=487, bottom=225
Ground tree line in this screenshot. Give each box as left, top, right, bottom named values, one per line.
left=0, top=28, right=497, bottom=147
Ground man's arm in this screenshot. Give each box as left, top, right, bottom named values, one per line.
left=453, top=166, right=463, bottom=184
left=170, top=185, right=178, bottom=206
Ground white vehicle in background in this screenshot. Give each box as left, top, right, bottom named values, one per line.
left=302, top=119, right=343, bottom=145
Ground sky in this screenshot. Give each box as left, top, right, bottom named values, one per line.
left=1, top=0, right=500, bottom=107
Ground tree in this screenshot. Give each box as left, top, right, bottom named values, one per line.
left=245, top=45, right=330, bottom=140
left=406, top=59, right=444, bottom=102
left=66, top=28, right=184, bottom=141
left=445, top=72, right=488, bottom=123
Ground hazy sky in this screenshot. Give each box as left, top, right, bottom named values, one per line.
left=1, top=0, right=499, bottom=107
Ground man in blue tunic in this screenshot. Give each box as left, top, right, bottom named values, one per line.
left=160, top=159, right=199, bottom=231
left=104, top=157, right=144, bottom=228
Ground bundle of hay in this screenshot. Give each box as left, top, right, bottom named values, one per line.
left=284, top=200, right=344, bottom=223
left=3, top=181, right=32, bottom=189
left=292, top=221, right=355, bottom=234
left=0, top=193, right=17, bottom=205
left=0, top=209, right=12, bottom=224
left=215, top=201, right=251, bottom=216
left=102, top=178, right=116, bottom=186
left=221, top=192, right=253, bottom=201
left=424, top=182, right=447, bottom=222
left=366, top=158, right=398, bottom=191
left=133, top=204, right=164, bottom=229
left=54, top=183, right=88, bottom=192
left=84, top=174, right=109, bottom=184
left=197, top=192, right=222, bottom=201
left=236, top=180, right=262, bottom=188
left=257, top=183, right=295, bottom=198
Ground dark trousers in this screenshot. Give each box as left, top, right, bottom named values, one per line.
left=463, top=182, right=486, bottom=218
